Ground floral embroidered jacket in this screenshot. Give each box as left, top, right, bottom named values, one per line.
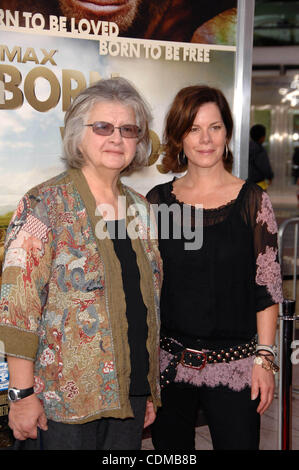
left=0, top=169, right=162, bottom=423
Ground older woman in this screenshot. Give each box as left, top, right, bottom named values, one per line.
left=0, top=77, right=162, bottom=450
left=147, top=85, right=283, bottom=450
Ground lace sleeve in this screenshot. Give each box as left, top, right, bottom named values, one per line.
left=245, top=185, right=283, bottom=311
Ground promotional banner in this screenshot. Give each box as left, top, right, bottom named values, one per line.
left=0, top=1, right=238, bottom=279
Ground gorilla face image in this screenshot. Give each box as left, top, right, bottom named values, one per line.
left=1, top=0, right=237, bottom=43
left=58, top=0, right=142, bottom=32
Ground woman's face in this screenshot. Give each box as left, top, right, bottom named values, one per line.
left=79, top=100, right=138, bottom=174
left=182, top=102, right=227, bottom=170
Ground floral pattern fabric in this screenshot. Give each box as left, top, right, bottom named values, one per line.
left=254, top=191, right=283, bottom=303
left=0, top=170, right=162, bottom=423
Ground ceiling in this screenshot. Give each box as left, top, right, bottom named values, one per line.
left=251, top=1, right=299, bottom=106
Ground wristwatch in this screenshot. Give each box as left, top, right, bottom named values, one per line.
left=253, top=356, right=264, bottom=366
left=253, top=355, right=279, bottom=374
left=8, top=386, right=35, bottom=402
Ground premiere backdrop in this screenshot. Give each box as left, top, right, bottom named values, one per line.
left=0, top=1, right=240, bottom=290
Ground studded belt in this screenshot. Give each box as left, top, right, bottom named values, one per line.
left=160, top=335, right=257, bottom=388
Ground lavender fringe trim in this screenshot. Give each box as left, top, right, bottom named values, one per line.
left=160, top=348, right=254, bottom=392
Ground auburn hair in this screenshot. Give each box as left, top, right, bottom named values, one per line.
left=161, top=85, right=234, bottom=173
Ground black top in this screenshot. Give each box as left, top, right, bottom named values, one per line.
left=147, top=179, right=281, bottom=348
left=106, top=219, right=150, bottom=396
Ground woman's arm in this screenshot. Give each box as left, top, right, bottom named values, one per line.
left=7, top=357, right=48, bottom=440
left=246, top=185, right=283, bottom=415
left=0, top=193, right=53, bottom=439
left=256, top=303, right=278, bottom=347
left=251, top=304, right=278, bottom=414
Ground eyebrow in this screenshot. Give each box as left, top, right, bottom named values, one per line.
left=192, top=121, right=224, bottom=126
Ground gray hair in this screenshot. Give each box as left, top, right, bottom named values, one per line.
left=62, top=77, right=152, bottom=174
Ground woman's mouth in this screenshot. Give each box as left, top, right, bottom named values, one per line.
left=198, top=149, right=214, bottom=154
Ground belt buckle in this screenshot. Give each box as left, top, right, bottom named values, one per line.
left=180, top=348, right=207, bottom=370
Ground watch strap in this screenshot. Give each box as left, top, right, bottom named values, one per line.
left=19, top=386, right=34, bottom=399
left=8, top=386, right=35, bottom=401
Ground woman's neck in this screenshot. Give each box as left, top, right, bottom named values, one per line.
left=81, top=166, right=125, bottom=220
left=172, top=163, right=242, bottom=208
left=82, top=166, right=120, bottom=199
left=180, top=163, right=232, bottom=192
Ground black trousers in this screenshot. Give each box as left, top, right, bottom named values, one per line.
left=151, top=382, right=260, bottom=450
left=14, top=396, right=147, bottom=450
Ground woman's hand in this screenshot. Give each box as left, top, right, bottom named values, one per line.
left=251, top=361, right=275, bottom=415
left=8, top=394, right=48, bottom=441
left=253, top=304, right=279, bottom=415
left=143, top=400, right=156, bottom=428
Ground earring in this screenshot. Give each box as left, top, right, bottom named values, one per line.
left=224, top=143, right=229, bottom=160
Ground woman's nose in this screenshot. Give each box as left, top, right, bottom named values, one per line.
left=109, top=127, right=123, bottom=142
left=199, top=129, right=211, bottom=143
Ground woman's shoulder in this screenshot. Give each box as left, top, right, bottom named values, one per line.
left=243, top=178, right=266, bottom=201
left=227, top=175, right=246, bottom=194
left=214, top=175, right=246, bottom=205
left=26, top=171, right=70, bottom=200
left=225, top=173, right=263, bottom=200
left=146, top=178, right=174, bottom=204
left=15, top=172, right=71, bottom=215
left=240, top=179, right=275, bottom=226
left=220, top=175, right=267, bottom=216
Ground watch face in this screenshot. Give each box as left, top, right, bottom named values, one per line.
left=8, top=388, right=18, bottom=401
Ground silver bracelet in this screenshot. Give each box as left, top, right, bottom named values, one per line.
left=256, top=344, right=277, bottom=357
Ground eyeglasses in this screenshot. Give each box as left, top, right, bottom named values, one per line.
left=84, top=121, right=141, bottom=139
